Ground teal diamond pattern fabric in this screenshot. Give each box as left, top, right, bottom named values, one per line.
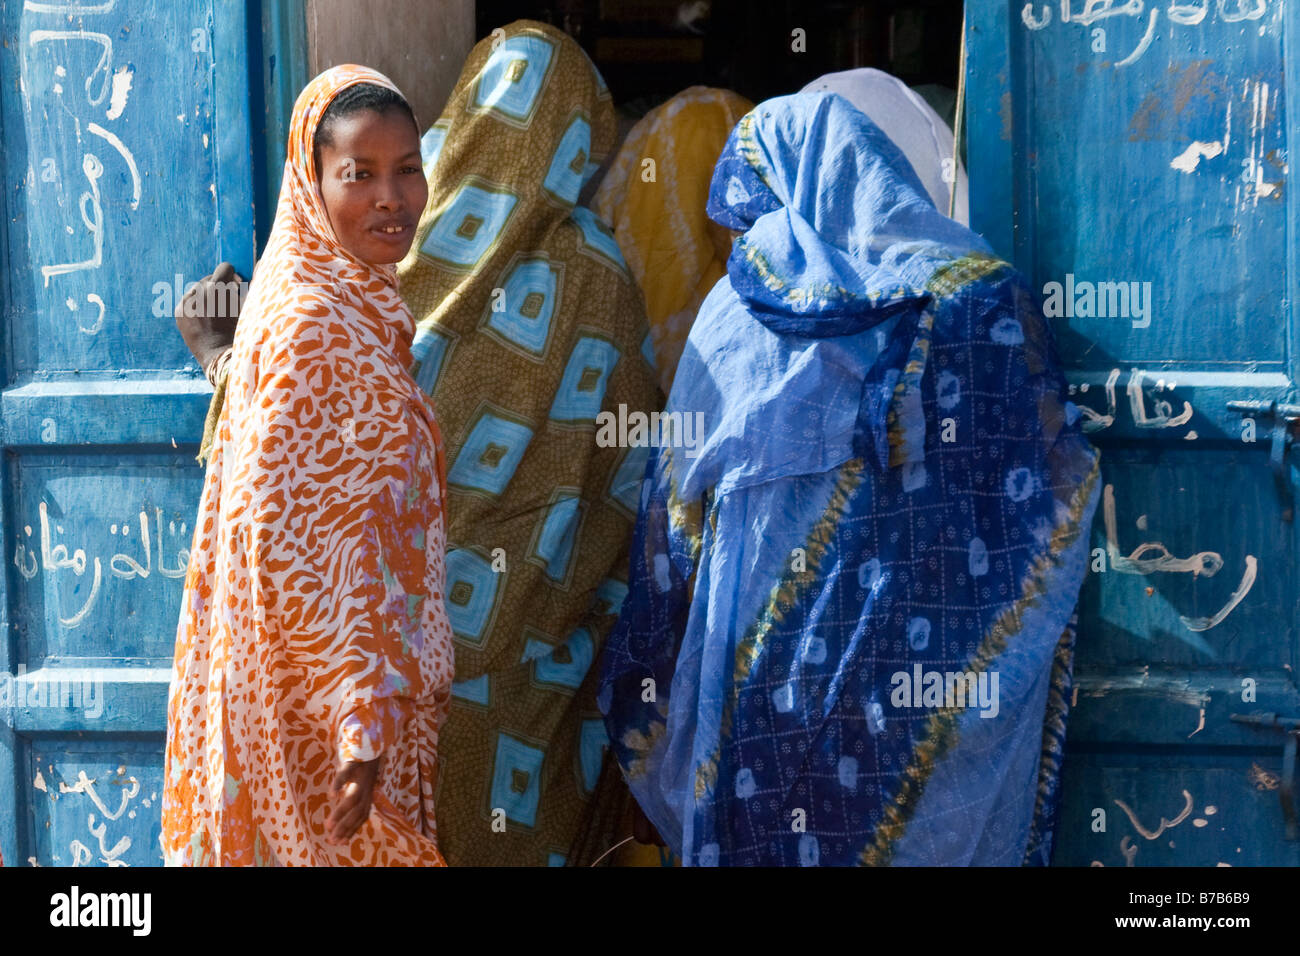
left=471, top=33, right=557, bottom=125
left=451, top=673, right=491, bottom=706
left=524, top=627, right=594, bottom=692
left=444, top=547, right=502, bottom=647
left=420, top=121, right=449, bottom=176
left=411, top=323, right=456, bottom=394
left=421, top=179, right=519, bottom=271
left=542, top=113, right=592, bottom=206
left=608, top=442, right=650, bottom=515
left=483, top=256, right=561, bottom=359
left=530, top=493, right=582, bottom=584
left=571, top=206, right=627, bottom=271
left=489, top=732, right=546, bottom=827
left=448, top=407, right=535, bottom=497
left=549, top=335, right=619, bottom=424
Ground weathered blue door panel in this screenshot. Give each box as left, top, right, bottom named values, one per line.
left=11, top=452, right=207, bottom=661
left=1058, top=757, right=1296, bottom=866
left=969, top=1, right=1300, bottom=865
left=29, top=739, right=165, bottom=867
left=0, top=0, right=261, bottom=867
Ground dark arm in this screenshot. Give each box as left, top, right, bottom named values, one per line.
left=175, top=262, right=243, bottom=378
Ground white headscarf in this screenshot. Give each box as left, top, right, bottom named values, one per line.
left=801, top=67, right=969, bottom=226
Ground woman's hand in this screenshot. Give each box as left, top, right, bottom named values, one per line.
left=175, top=261, right=243, bottom=373
left=326, top=756, right=381, bottom=845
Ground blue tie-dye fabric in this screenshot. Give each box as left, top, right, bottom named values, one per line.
left=597, top=93, right=1100, bottom=866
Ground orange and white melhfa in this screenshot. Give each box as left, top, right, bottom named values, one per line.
left=162, top=66, right=454, bottom=866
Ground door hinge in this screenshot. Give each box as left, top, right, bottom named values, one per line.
left=1230, top=711, right=1299, bottom=840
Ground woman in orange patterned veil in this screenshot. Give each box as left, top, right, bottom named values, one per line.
left=161, top=66, right=454, bottom=866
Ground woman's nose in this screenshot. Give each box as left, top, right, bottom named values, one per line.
left=375, top=180, right=401, bottom=210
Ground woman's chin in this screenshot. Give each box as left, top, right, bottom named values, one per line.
left=352, top=244, right=411, bottom=266
left=341, top=232, right=416, bottom=267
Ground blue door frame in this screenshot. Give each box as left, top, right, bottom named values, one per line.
left=0, top=0, right=307, bottom=868
left=968, top=1, right=1300, bottom=865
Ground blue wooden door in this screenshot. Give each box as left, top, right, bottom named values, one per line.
left=969, top=1, right=1300, bottom=865
left=0, top=0, right=258, bottom=867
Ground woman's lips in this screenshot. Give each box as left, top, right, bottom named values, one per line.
left=372, top=223, right=413, bottom=242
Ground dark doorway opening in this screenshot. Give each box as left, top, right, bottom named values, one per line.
left=474, top=1, right=965, bottom=119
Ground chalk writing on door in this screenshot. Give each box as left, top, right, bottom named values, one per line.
left=20, top=0, right=141, bottom=336
left=1074, top=368, right=1194, bottom=435
left=12, top=502, right=190, bottom=628
left=1102, top=483, right=1257, bottom=633
left=57, top=768, right=147, bottom=867
left=1021, top=2, right=1272, bottom=67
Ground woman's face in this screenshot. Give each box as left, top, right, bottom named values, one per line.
left=316, top=108, right=428, bottom=265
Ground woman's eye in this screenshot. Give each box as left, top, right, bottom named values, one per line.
left=402, top=166, right=422, bottom=175
left=349, top=169, right=370, bottom=180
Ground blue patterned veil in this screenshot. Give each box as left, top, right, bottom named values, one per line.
left=599, top=93, right=1100, bottom=866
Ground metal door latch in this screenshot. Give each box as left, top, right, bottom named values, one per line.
left=1226, top=401, right=1300, bottom=521
left=1230, top=711, right=1299, bottom=839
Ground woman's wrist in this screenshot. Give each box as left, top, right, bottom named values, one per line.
left=337, top=697, right=411, bottom=765
left=204, top=346, right=233, bottom=387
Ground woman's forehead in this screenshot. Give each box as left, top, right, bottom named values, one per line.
left=317, top=108, right=420, bottom=156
